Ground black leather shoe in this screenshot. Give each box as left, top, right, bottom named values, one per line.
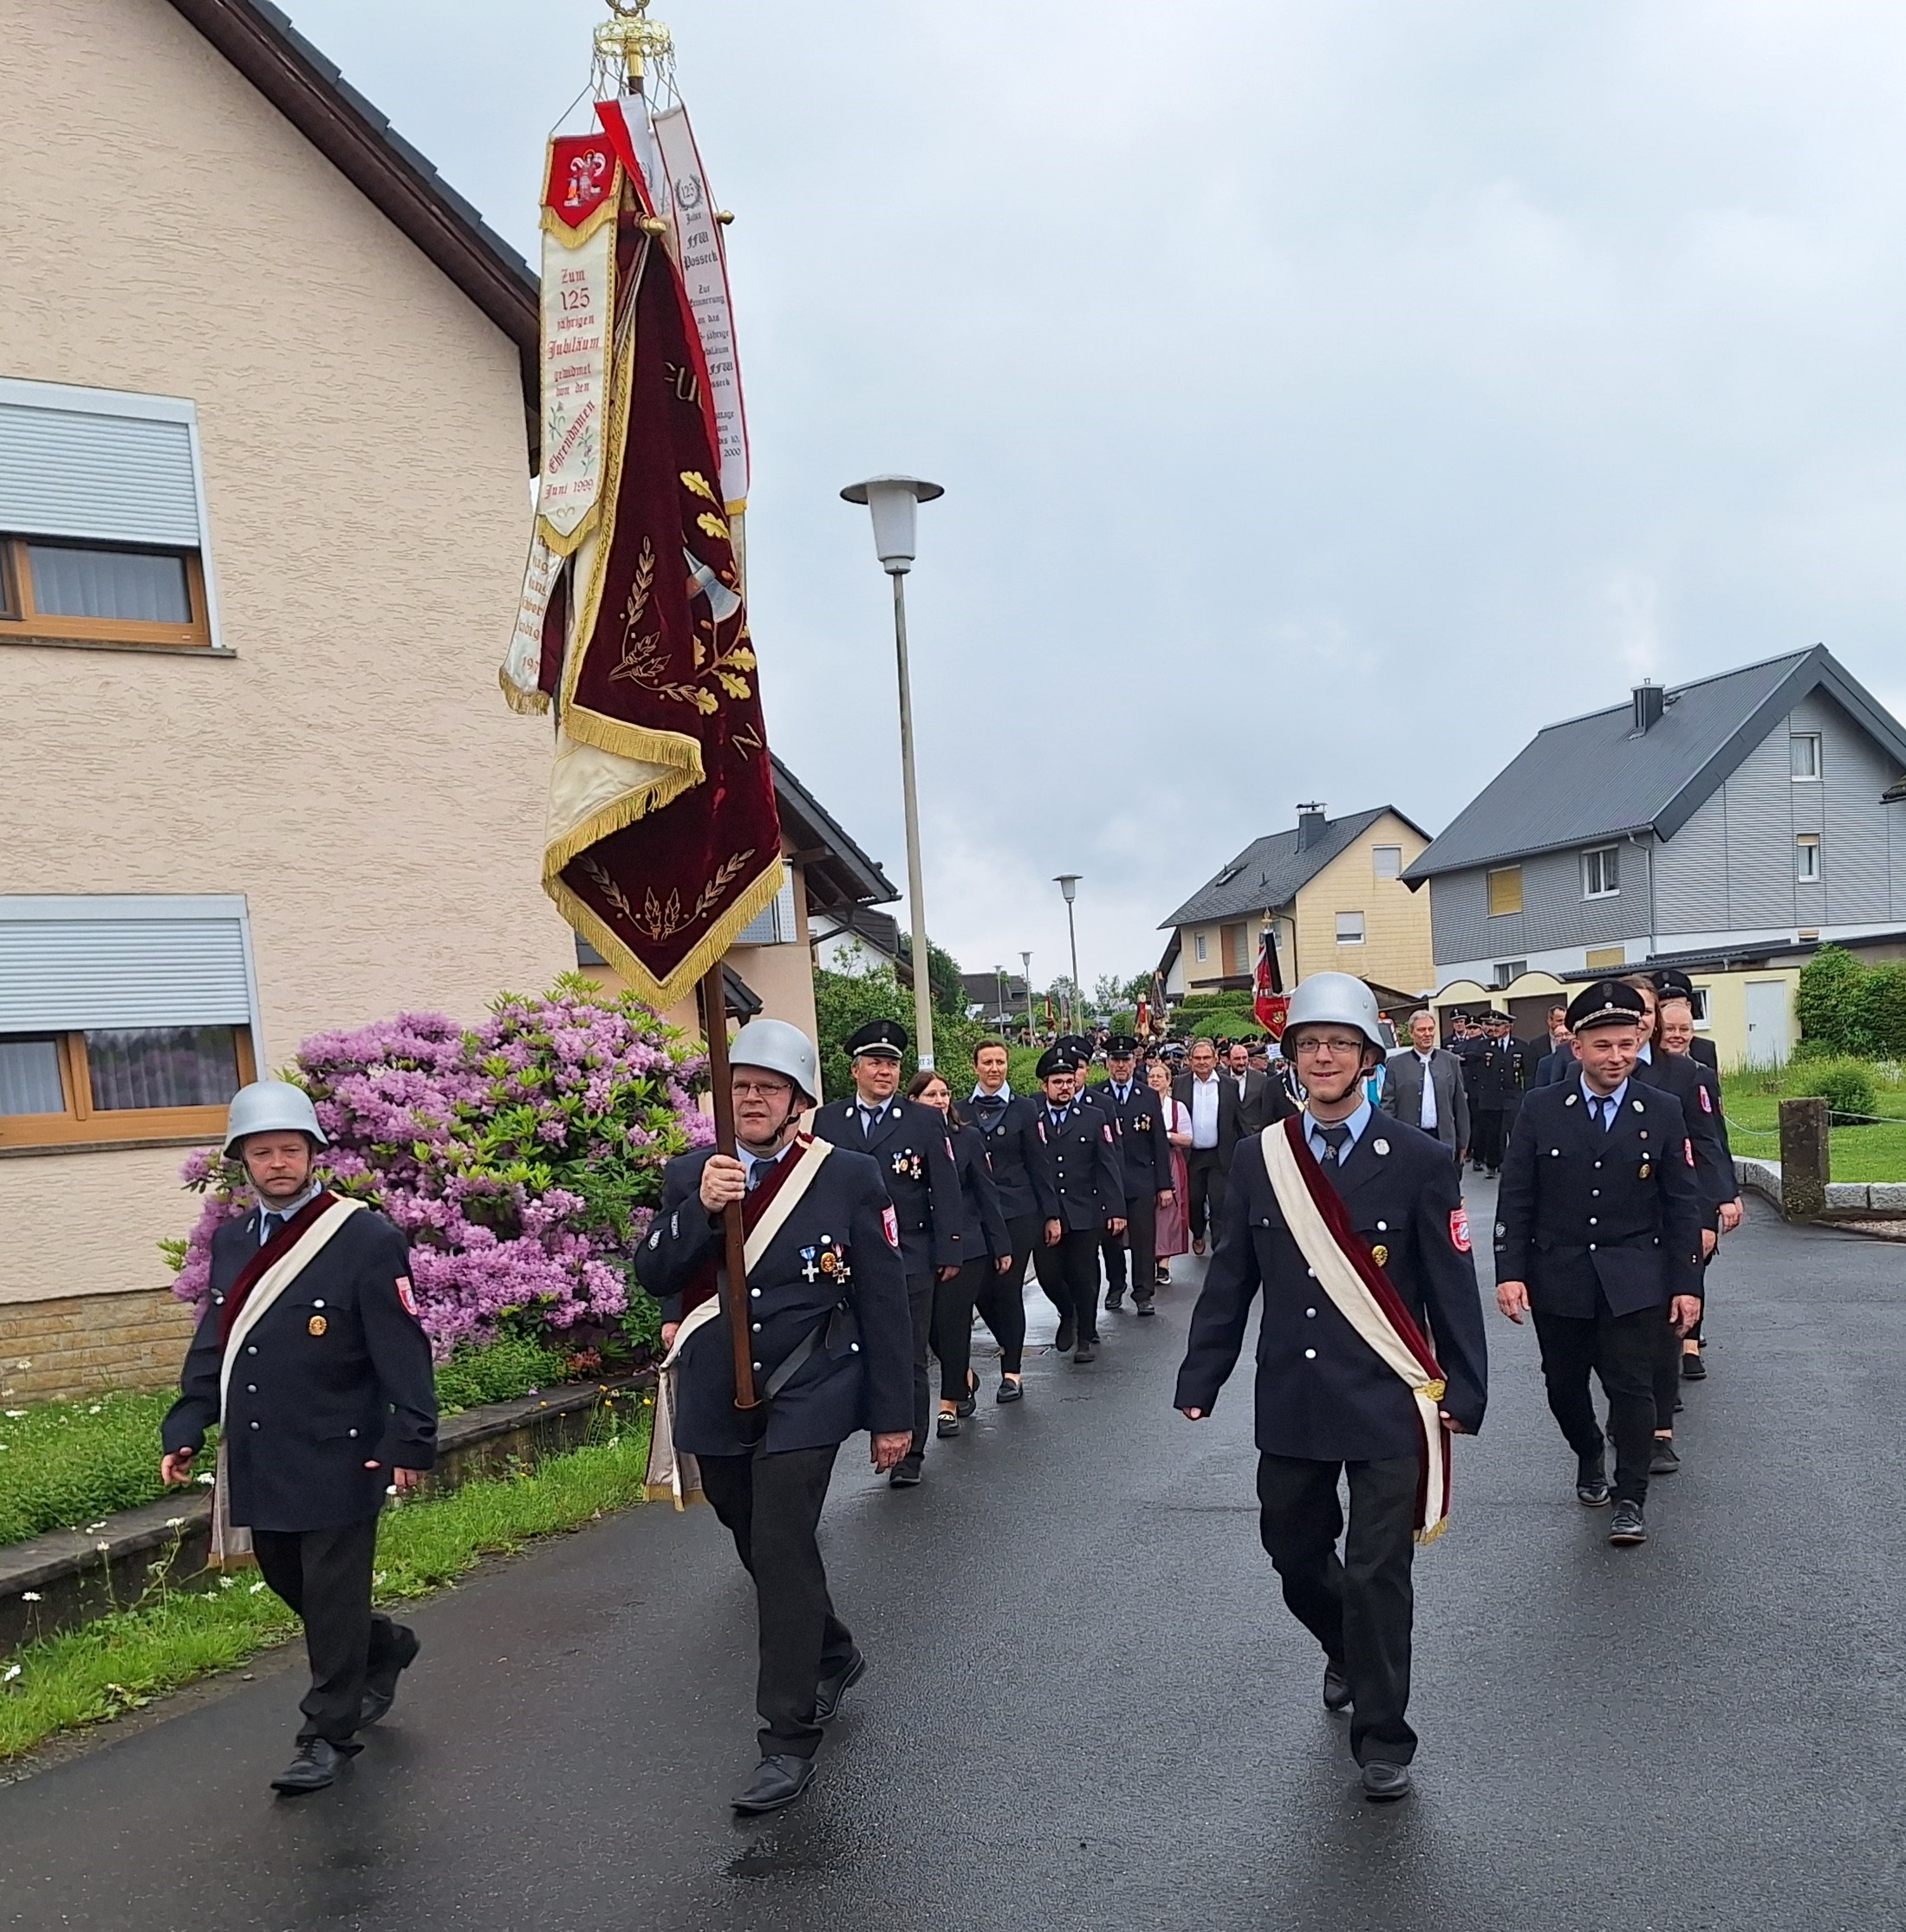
left=1323, top=1664, right=1352, bottom=1712
left=1361, top=1761, right=1412, bottom=1801
left=1609, top=1499, right=1648, bottom=1545
left=360, top=1626, right=421, bottom=1727
left=1072, top=1342, right=1096, bottom=1363
left=1649, top=1438, right=1681, bottom=1476
left=271, top=1739, right=350, bottom=1795
left=1053, top=1321, right=1076, bottom=1355
left=1681, top=1350, right=1708, bottom=1381
left=1135, top=1298, right=1156, bottom=1317
left=814, top=1650, right=867, bottom=1725
left=1576, top=1450, right=1611, bottom=1507
left=732, top=1753, right=817, bottom=1814
left=888, top=1455, right=923, bottom=1488
left=1104, top=1291, right=1124, bottom=1311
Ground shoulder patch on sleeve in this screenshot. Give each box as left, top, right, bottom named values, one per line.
left=944, top=1137, right=956, bottom=1163
left=1449, top=1208, right=1471, bottom=1253
left=395, top=1276, right=420, bottom=1318
left=881, top=1205, right=901, bottom=1249
left=1685, top=1138, right=1695, bottom=1166
left=1103, top=1123, right=1115, bottom=1143
left=1699, top=1083, right=1713, bottom=1113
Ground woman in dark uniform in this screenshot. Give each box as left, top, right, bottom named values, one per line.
left=909, top=1071, right=1015, bottom=1428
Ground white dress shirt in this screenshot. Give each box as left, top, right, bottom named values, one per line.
left=1415, top=1050, right=1438, bottom=1132
left=1187, top=1073, right=1220, bottom=1149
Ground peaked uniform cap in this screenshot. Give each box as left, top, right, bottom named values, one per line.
left=1035, top=1046, right=1075, bottom=1079
left=844, top=1018, right=907, bottom=1059
left=1566, top=980, right=1648, bottom=1034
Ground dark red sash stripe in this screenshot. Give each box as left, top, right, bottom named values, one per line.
left=218, top=1191, right=339, bottom=1343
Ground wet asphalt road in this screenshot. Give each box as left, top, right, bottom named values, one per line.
left=2, top=1192, right=1903, bottom=1932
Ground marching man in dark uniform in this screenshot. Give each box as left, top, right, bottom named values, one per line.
left=1096, top=1034, right=1174, bottom=1317
left=636, top=1020, right=914, bottom=1814
left=1029, top=1045, right=1126, bottom=1362
left=160, top=1081, right=438, bottom=1795
left=1175, top=973, right=1488, bottom=1802
left=967, top=1038, right=1044, bottom=1400
left=810, top=1018, right=960, bottom=1486
left=1493, top=980, right=1705, bottom=1546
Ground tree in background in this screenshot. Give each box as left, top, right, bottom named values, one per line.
left=813, top=960, right=995, bottom=1100
left=1795, top=944, right=1906, bottom=1059
left=895, top=933, right=968, bottom=1015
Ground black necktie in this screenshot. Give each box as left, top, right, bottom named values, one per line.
left=1315, top=1124, right=1350, bottom=1168
left=745, top=1160, right=764, bottom=1194
left=260, top=1212, right=283, bottom=1246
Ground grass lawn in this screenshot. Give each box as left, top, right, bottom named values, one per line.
left=1724, top=1090, right=1906, bottom=1182
left=0, top=1397, right=652, bottom=1760
left=0, top=1336, right=582, bottom=1550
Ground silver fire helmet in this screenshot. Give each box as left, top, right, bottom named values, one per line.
left=1279, top=973, right=1387, bottom=1054
left=727, top=1018, right=820, bottom=1105
left=223, top=1079, right=329, bottom=1159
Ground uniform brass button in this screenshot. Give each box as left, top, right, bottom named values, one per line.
left=1588, top=1218, right=1597, bottom=1226
left=850, top=1343, right=861, bottom=1352
left=250, top=1421, right=260, bottom=1429
left=1591, top=1189, right=1599, bottom=1197
left=1306, top=1267, right=1316, bottom=1278
left=1306, top=1308, right=1317, bottom=1317
left=247, top=1384, right=257, bottom=1393
left=752, top=1362, right=762, bottom=1371
left=1376, top=1221, right=1388, bottom=1232
left=348, top=1428, right=357, bottom=1438
left=246, top=1345, right=257, bottom=1356
left=1588, top=1243, right=1597, bottom=1251
left=751, top=1288, right=761, bottom=1298
left=313, top=1300, right=325, bottom=1309
left=1304, top=1349, right=1317, bottom=1360
left=751, top=1322, right=761, bottom=1332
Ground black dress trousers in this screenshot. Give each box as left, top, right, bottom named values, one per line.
left=1103, top=1188, right=1159, bottom=1303
left=970, top=1212, right=1037, bottom=1376
left=251, top=1519, right=411, bottom=1746
left=698, top=1442, right=855, bottom=1759
left=902, top=1270, right=935, bottom=1459
left=1256, top=1453, right=1420, bottom=1767
left=1033, top=1230, right=1103, bottom=1341
left=1531, top=1300, right=1661, bottom=1504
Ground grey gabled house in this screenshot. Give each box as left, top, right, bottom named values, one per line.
left=1402, top=647, right=1906, bottom=998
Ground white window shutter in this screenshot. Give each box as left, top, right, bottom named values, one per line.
left=0, top=897, right=253, bottom=1031
left=0, top=381, right=204, bottom=548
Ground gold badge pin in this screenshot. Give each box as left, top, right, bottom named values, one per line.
left=1639, top=1163, right=1651, bottom=1180
left=308, top=1315, right=328, bottom=1337
left=1372, top=1244, right=1390, bottom=1267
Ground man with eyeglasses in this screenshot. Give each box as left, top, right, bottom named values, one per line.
left=1175, top=973, right=1487, bottom=1803
left=1493, top=981, right=1705, bottom=1547
left=638, top=1019, right=914, bottom=1814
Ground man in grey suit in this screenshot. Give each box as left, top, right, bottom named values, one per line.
left=1379, top=1010, right=1469, bottom=1162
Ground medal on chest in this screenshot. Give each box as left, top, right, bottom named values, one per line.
left=891, top=1148, right=925, bottom=1182
left=799, top=1236, right=853, bottom=1286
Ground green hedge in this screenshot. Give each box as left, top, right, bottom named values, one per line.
left=1796, top=946, right=1906, bottom=1058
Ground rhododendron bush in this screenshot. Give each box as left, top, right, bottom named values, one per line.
left=169, top=979, right=711, bottom=1361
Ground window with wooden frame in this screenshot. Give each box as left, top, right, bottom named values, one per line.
left=1486, top=865, right=1524, bottom=917
left=0, top=1026, right=256, bottom=1148
left=0, top=379, right=220, bottom=654
left=0, top=895, right=257, bottom=1150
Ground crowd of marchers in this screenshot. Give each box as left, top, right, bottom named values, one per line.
left=155, top=963, right=1740, bottom=1816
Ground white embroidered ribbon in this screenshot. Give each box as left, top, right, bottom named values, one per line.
left=644, top=1139, right=834, bottom=1510
left=1259, top=1125, right=1452, bottom=1544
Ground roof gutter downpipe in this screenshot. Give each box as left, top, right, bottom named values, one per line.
left=1626, top=831, right=1656, bottom=959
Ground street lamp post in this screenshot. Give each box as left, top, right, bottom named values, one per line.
left=1020, top=949, right=1034, bottom=1043
left=842, top=474, right=945, bottom=1066
left=1054, top=875, right=1082, bottom=1036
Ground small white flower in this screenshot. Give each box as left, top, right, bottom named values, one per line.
left=373, top=1571, right=387, bottom=1585
left=218, top=1577, right=235, bottom=1589
left=248, top=1580, right=266, bottom=1593
left=3, top=1664, right=21, bottom=1682
left=95, top=1541, right=111, bottom=1553
left=88, top=1405, right=102, bottom=1415
left=85, top=1521, right=107, bottom=1532
left=3, top=1410, right=23, bottom=1420
left=21, top=1592, right=41, bottom=1603
left=166, top=1517, right=184, bottom=1529
left=195, top=1473, right=215, bottom=1485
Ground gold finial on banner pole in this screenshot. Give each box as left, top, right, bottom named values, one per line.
left=595, top=0, right=673, bottom=83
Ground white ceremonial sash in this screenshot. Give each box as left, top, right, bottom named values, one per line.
left=1259, top=1125, right=1452, bottom=1544
left=210, top=1198, right=366, bottom=1564
left=644, top=1140, right=835, bottom=1510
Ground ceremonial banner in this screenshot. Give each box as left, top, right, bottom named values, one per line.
left=538, top=224, right=782, bottom=1008
left=537, top=134, right=620, bottom=554
left=500, top=526, right=562, bottom=713
left=652, top=106, right=749, bottom=511
left=1253, top=927, right=1289, bottom=1038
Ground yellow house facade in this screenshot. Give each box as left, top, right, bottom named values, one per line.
left=1162, top=806, right=1435, bottom=1012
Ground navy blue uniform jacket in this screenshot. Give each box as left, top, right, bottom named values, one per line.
left=949, top=1122, right=1012, bottom=1260
left=1096, top=1079, right=1174, bottom=1200
left=1174, top=1120, right=1488, bottom=1462
left=162, top=1207, right=438, bottom=1533
left=810, top=1096, right=961, bottom=1274
left=1030, top=1102, right=1125, bottom=1232
left=1493, top=1081, right=1706, bottom=1319
left=1634, top=1050, right=1734, bottom=1214
left=635, top=1144, right=914, bottom=1455
left=966, top=1090, right=1043, bottom=1221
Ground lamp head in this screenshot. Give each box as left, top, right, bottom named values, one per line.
left=1054, top=874, right=1080, bottom=903
left=841, top=475, right=945, bottom=575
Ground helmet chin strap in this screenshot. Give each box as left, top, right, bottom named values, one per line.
left=737, top=1092, right=809, bottom=1158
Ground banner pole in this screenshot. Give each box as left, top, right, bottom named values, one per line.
left=701, top=958, right=761, bottom=1410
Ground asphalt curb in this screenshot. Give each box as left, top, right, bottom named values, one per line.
left=0, top=1375, right=650, bottom=1655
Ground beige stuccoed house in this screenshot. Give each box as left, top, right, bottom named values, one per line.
left=0, top=0, right=588, bottom=1400
left=1158, top=805, right=1435, bottom=1016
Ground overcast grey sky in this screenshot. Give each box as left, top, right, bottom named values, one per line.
left=289, top=0, right=1906, bottom=992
